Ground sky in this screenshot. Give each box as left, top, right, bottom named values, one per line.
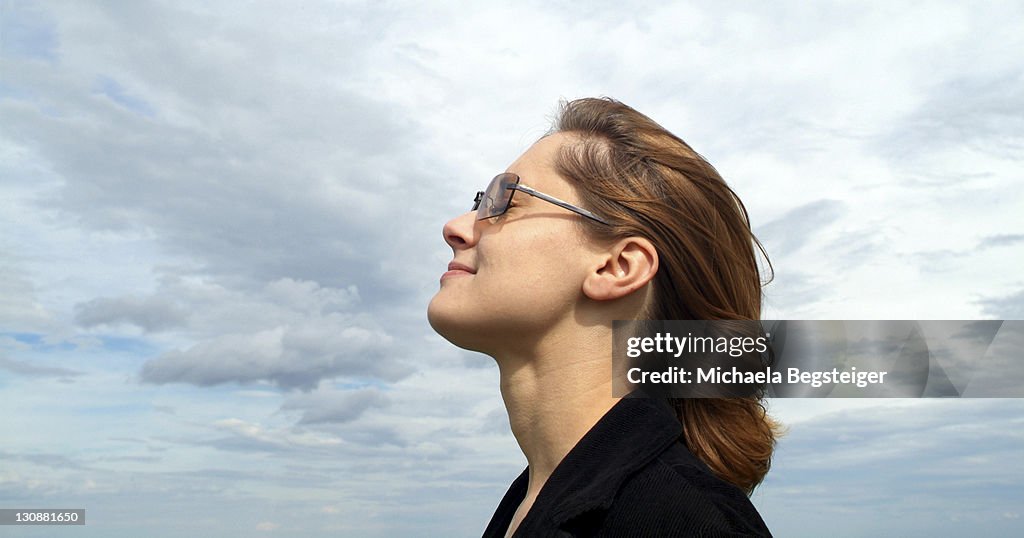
left=1, top=1, right=1023, bottom=536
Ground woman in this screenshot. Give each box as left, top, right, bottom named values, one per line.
left=428, top=97, right=777, bottom=537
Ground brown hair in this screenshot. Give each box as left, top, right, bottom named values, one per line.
left=551, top=97, right=780, bottom=494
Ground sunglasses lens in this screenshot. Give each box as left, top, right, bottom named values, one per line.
left=476, top=173, right=517, bottom=219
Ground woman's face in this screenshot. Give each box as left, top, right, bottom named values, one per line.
left=427, top=133, right=602, bottom=355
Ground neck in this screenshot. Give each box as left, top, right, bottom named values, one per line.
left=495, top=321, right=621, bottom=500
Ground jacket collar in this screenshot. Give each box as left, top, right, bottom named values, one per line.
left=535, top=395, right=683, bottom=525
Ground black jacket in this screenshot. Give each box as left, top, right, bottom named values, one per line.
left=482, top=397, right=773, bottom=537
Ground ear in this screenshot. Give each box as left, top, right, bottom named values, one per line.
left=582, top=236, right=659, bottom=301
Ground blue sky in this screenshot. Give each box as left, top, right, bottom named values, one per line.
left=1, top=1, right=1023, bottom=536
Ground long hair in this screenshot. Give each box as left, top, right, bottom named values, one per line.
left=552, top=97, right=779, bottom=494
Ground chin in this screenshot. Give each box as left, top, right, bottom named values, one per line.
left=427, top=297, right=467, bottom=346
left=427, top=297, right=491, bottom=354
left=426, top=300, right=452, bottom=339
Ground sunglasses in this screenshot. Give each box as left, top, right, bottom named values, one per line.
left=472, top=173, right=610, bottom=225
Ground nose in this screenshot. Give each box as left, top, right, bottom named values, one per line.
left=443, top=211, right=478, bottom=250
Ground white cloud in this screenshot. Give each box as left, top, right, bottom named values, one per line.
left=75, top=294, right=188, bottom=331
left=140, top=317, right=403, bottom=390
left=281, top=386, right=389, bottom=425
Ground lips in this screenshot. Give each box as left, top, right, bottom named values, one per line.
left=441, top=261, right=476, bottom=282
left=447, top=261, right=476, bottom=274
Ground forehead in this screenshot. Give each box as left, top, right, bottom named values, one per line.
left=505, top=132, right=577, bottom=198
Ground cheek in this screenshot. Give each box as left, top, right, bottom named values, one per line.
left=482, top=228, right=561, bottom=270
left=486, top=229, right=589, bottom=296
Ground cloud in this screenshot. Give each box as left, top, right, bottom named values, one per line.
left=280, top=387, right=389, bottom=425
left=0, top=355, right=82, bottom=378
left=755, top=199, right=845, bottom=258
left=978, top=289, right=1024, bottom=319
left=68, top=274, right=410, bottom=390
left=0, top=449, right=89, bottom=471
left=1, top=1, right=444, bottom=311
left=977, top=233, right=1024, bottom=250
left=75, top=294, right=187, bottom=332
left=880, top=71, right=1024, bottom=165
left=0, top=262, right=56, bottom=333
left=140, top=318, right=406, bottom=390
left=210, top=418, right=343, bottom=452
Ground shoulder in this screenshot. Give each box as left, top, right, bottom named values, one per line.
left=592, top=441, right=773, bottom=537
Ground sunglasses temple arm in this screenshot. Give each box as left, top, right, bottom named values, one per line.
left=511, top=184, right=611, bottom=225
